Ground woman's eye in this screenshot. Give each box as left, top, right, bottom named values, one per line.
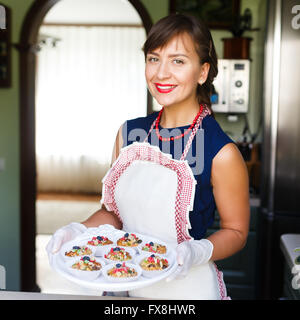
left=173, top=59, right=184, bottom=65
left=147, top=57, right=158, bottom=63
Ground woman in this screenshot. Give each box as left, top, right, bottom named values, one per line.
left=47, top=14, right=249, bottom=300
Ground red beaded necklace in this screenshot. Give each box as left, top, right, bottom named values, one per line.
left=155, top=104, right=204, bottom=141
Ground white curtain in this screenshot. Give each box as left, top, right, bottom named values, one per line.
left=35, top=25, right=147, bottom=193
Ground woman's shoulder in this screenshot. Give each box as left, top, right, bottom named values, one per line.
left=202, top=115, right=235, bottom=158
left=125, top=111, right=159, bottom=129
left=202, top=114, right=223, bottom=129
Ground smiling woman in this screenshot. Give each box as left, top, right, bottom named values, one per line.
left=145, top=33, right=208, bottom=124
left=46, top=13, right=250, bottom=300
left=143, top=14, right=218, bottom=115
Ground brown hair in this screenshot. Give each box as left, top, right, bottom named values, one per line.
left=143, top=13, right=218, bottom=110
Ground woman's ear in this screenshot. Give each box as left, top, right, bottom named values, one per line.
left=198, top=62, right=210, bottom=85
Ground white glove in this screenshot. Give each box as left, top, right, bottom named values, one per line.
left=166, top=239, right=213, bottom=282
left=46, top=222, right=87, bottom=265
left=87, top=223, right=118, bottom=235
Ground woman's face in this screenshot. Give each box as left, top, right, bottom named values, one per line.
left=145, top=32, right=209, bottom=108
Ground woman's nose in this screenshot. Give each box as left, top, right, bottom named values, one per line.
left=156, top=60, right=171, bottom=79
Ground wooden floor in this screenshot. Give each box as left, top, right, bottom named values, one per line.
left=36, top=192, right=101, bottom=202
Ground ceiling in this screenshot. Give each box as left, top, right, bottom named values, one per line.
left=44, top=0, right=143, bottom=24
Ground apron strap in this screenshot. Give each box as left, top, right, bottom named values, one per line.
left=143, top=118, right=156, bottom=143
left=180, top=106, right=211, bottom=160
left=144, top=105, right=211, bottom=160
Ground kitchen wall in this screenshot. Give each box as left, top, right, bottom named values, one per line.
left=0, top=0, right=266, bottom=291
left=212, top=0, right=267, bottom=143
left=0, top=0, right=30, bottom=291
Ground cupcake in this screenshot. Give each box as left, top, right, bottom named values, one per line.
left=71, top=256, right=102, bottom=271
left=103, top=246, right=133, bottom=262
left=117, top=233, right=142, bottom=247
left=67, top=256, right=104, bottom=281
left=64, top=245, right=93, bottom=258
left=102, top=262, right=142, bottom=283
left=140, top=254, right=169, bottom=271
left=107, top=262, right=138, bottom=278
left=141, top=241, right=167, bottom=255
left=87, top=235, right=113, bottom=247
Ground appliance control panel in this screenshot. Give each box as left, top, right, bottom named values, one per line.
left=211, top=59, right=250, bottom=113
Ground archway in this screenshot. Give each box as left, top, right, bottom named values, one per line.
left=18, top=0, right=152, bottom=292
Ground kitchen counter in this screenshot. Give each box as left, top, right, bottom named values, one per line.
left=280, top=234, right=300, bottom=270
left=280, top=234, right=300, bottom=299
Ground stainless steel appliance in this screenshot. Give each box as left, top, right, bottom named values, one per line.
left=258, top=0, right=300, bottom=299
left=211, top=59, right=250, bottom=113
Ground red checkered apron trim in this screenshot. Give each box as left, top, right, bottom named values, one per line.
left=101, top=105, right=211, bottom=244
left=213, top=263, right=231, bottom=300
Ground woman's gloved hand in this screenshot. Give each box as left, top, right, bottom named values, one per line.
left=46, top=222, right=87, bottom=265
left=166, top=239, right=213, bottom=282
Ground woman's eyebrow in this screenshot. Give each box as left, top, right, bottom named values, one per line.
left=168, top=53, right=189, bottom=58
left=147, top=52, right=189, bottom=58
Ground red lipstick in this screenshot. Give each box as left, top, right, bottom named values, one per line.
left=154, top=83, right=177, bottom=93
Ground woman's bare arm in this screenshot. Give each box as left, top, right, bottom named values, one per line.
left=81, top=124, right=124, bottom=229
left=82, top=208, right=123, bottom=229
left=208, top=143, right=250, bottom=261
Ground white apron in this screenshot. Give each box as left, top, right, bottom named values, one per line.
left=101, top=107, right=230, bottom=300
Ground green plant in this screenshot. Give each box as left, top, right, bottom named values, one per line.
left=229, top=8, right=252, bottom=37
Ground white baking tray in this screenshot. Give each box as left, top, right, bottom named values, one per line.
left=51, top=226, right=177, bottom=292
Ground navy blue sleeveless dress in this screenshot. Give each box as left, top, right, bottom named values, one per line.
left=121, top=111, right=234, bottom=240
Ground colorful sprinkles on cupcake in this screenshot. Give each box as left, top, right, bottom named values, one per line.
left=141, top=241, right=167, bottom=254
left=140, top=254, right=169, bottom=271
left=87, top=235, right=113, bottom=246
left=117, top=233, right=142, bottom=247
left=65, top=245, right=92, bottom=257
left=107, top=262, right=138, bottom=278
left=104, top=247, right=132, bottom=261
left=71, top=256, right=102, bottom=271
